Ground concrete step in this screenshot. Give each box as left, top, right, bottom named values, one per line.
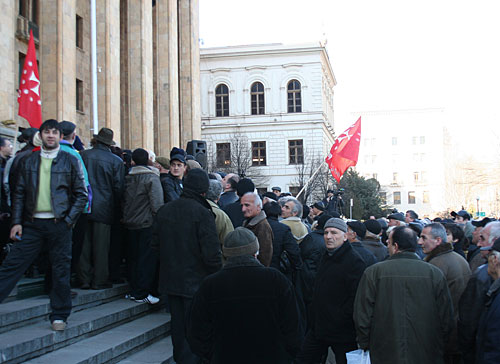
left=27, top=312, right=171, bottom=364
left=117, top=336, right=174, bottom=364
left=0, top=284, right=130, bottom=334
left=0, top=297, right=158, bottom=364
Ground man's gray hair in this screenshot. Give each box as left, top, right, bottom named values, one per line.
left=281, top=196, right=302, bottom=217
left=243, top=192, right=262, bottom=208
left=426, top=223, right=447, bottom=243
left=206, top=179, right=223, bottom=202
left=486, top=221, right=500, bottom=245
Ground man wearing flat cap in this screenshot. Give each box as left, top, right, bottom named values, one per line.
left=163, top=147, right=186, bottom=203
left=188, top=227, right=303, bottom=364
left=78, top=127, right=124, bottom=290
left=153, top=168, right=222, bottom=364
left=297, top=218, right=366, bottom=364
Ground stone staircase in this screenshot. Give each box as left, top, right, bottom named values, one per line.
left=0, top=284, right=174, bottom=364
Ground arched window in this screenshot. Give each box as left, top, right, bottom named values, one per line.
left=250, top=82, right=265, bottom=115
left=215, top=84, right=229, bottom=117
left=287, top=80, right=302, bottom=113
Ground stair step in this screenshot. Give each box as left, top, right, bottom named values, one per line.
left=117, top=336, right=174, bottom=364
left=0, top=284, right=129, bottom=334
left=27, top=312, right=171, bottom=364
left=0, top=297, right=156, bottom=364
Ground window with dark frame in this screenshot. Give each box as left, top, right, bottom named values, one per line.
left=18, top=52, right=26, bottom=86
left=251, top=141, right=266, bottom=166
left=76, top=79, right=83, bottom=112
left=289, top=139, right=304, bottom=164
left=379, top=191, right=387, bottom=204
left=19, top=0, right=28, bottom=17
left=250, top=82, right=265, bottom=115
left=408, top=191, right=416, bottom=204
left=215, top=84, right=229, bottom=117
left=216, top=143, right=231, bottom=167
left=31, top=0, right=39, bottom=25
left=287, top=79, right=302, bottom=113
left=393, top=191, right=401, bottom=205
left=76, top=15, right=83, bottom=49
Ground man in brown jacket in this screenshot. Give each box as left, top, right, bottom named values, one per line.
left=241, top=192, right=273, bottom=266
left=419, top=222, right=471, bottom=364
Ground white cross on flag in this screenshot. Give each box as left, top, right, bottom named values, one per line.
left=18, top=29, right=42, bottom=128
left=325, top=117, right=362, bottom=183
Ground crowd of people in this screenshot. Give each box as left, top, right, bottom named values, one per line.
left=0, top=120, right=499, bottom=364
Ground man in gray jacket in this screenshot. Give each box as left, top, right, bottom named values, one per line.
left=123, top=148, right=164, bottom=304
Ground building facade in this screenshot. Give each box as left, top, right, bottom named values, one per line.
left=200, top=43, right=336, bottom=196
left=354, top=108, right=447, bottom=217
left=0, top=0, right=200, bottom=154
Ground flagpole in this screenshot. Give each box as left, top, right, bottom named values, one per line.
left=296, top=163, right=324, bottom=200
left=90, top=0, right=98, bottom=134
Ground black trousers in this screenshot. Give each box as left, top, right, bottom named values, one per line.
left=0, top=219, right=72, bottom=322
left=168, top=294, right=201, bottom=364
left=296, top=329, right=357, bottom=364
left=71, top=213, right=88, bottom=275
left=126, top=227, right=158, bottom=299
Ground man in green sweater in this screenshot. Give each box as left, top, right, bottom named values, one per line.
left=0, top=119, right=88, bottom=331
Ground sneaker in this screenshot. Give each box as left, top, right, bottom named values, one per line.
left=135, top=294, right=160, bottom=305
left=51, top=320, right=66, bottom=331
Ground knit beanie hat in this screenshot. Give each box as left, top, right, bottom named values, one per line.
left=364, top=219, right=382, bottom=235
left=236, top=178, right=255, bottom=197
left=132, top=148, right=149, bottom=166
left=324, top=218, right=347, bottom=233
left=223, top=227, right=260, bottom=257
left=184, top=168, right=209, bottom=194
left=347, top=220, right=367, bottom=239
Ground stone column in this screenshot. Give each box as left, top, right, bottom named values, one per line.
left=96, top=0, right=121, bottom=143
left=40, top=0, right=76, bottom=122
left=124, top=0, right=153, bottom=150
left=178, top=0, right=201, bottom=149
left=153, top=0, right=179, bottom=156
left=0, top=0, right=16, bottom=123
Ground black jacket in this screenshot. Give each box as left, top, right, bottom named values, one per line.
left=11, top=150, right=88, bottom=226
left=218, top=190, right=238, bottom=208
left=299, top=230, right=326, bottom=306
left=267, top=216, right=302, bottom=272
left=153, top=189, right=222, bottom=298
left=80, top=143, right=124, bottom=224
left=161, top=172, right=183, bottom=204
left=187, top=256, right=303, bottom=364
left=223, top=199, right=245, bottom=228
left=476, top=278, right=500, bottom=364
left=350, top=241, right=378, bottom=267
left=311, top=242, right=366, bottom=343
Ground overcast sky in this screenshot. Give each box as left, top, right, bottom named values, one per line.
left=199, top=0, right=500, bottom=152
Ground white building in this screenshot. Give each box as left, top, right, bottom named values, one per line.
left=200, top=43, right=336, bottom=196
left=354, top=108, right=447, bottom=217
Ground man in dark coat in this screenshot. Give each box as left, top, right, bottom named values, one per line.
left=297, top=218, right=366, bottom=364
left=298, top=214, right=330, bottom=329
left=187, top=227, right=303, bottom=364
left=78, top=127, right=124, bottom=289
left=475, top=238, right=500, bottom=364
left=162, top=147, right=186, bottom=203
left=361, top=219, right=388, bottom=261
left=218, top=173, right=239, bottom=208
left=223, top=178, right=254, bottom=228
left=346, top=220, right=378, bottom=266
left=263, top=201, right=302, bottom=275
left=153, top=168, right=222, bottom=364
left=354, top=226, right=454, bottom=364
left=419, top=223, right=471, bottom=363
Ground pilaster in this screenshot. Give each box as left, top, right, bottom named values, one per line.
left=0, top=0, right=16, bottom=123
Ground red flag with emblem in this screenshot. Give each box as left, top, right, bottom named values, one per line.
left=325, top=117, right=361, bottom=183
left=18, top=29, right=42, bottom=128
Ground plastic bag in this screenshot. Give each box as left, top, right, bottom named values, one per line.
left=346, top=349, right=371, bottom=364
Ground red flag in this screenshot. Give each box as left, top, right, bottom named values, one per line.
left=18, top=29, right=42, bottom=128
left=325, top=117, right=362, bottom=183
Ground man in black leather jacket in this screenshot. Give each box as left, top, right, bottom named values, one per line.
left=0, top=119, right=87, bottom=331
left=162, top=147, right=185, bottom=204
left=77, top=128, right=124, bottom=289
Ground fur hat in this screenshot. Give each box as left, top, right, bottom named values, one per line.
left=183, top=168, right=209, bottom=194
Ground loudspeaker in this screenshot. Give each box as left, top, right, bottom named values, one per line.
left=186, top=140, right=207, bottom=170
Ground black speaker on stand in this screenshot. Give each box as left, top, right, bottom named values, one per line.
left=186, top=140, right=207, bottom=170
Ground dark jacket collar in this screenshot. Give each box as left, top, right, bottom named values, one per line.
left=486, top=278, right=500, bottom=307
left=181, top=188, right=212, bottom=210
left=93, top=143, right=111, bottom=152
left=224, top=255, right=263, bottom=269
left=245, top=210, right=267, bottom=227
left=389, top=251, right=421, bottom=261
left=424, top=243, right=453, bottom=262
